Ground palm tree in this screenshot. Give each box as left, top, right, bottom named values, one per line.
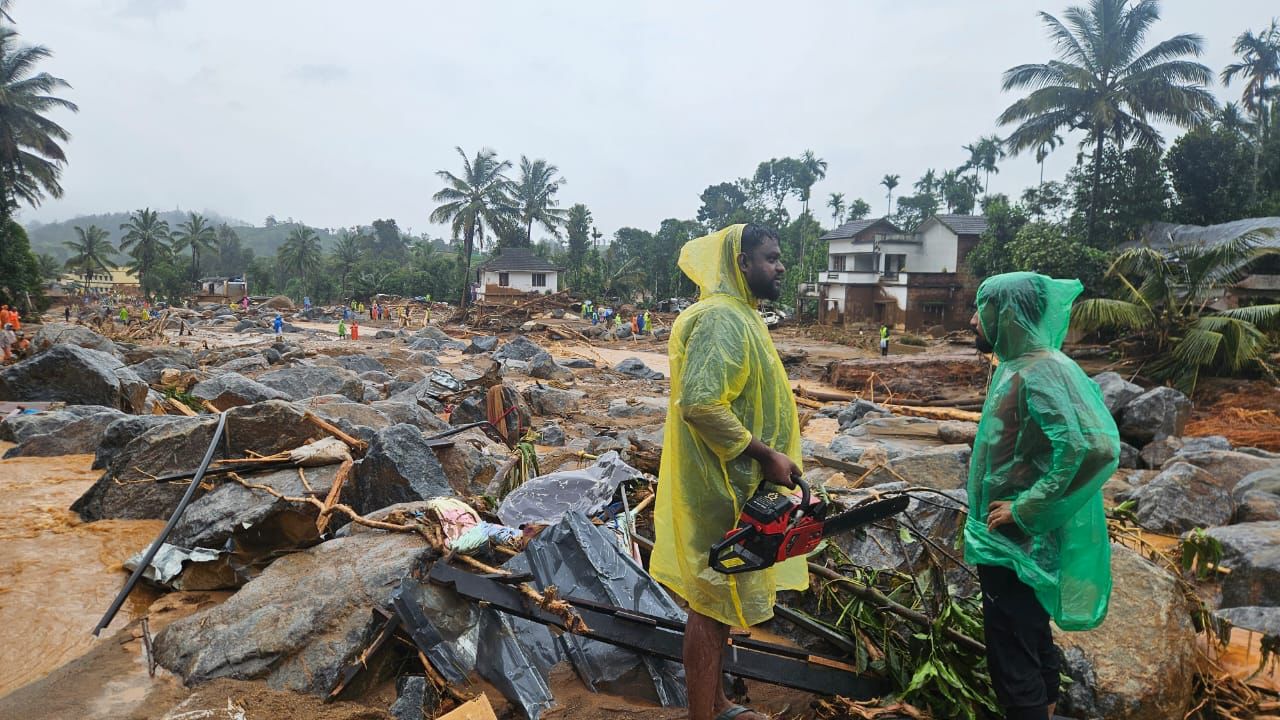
left=1221, top=19, right=1280, bottom=205
left=63, top=224, right=115, bottom=285
left=510, top=156, right=567, bottom=246
left=1071, top=229, right=1280, bottom=394
left=1034, top=133, right=1064, bottom=185
left=913, top=169, right=939, bottom=198
left=330, top=230, right=362, bottom=299
left=278, top=227, right=322, bottom=285
left=118, top=208, right=172, bottom=298
left=977, top=135, right=1005, bottom=193
left=797, top=150, right=828, bottom=217
left=1215, top=102, right=1256, bottom=138
left=0, top=26, right=78, bottom=231
left=880, top=174, right=900, bottom=215
left=35, top=252, right=60, bottom=281
left=429, top=146, right=515, bottom=309
left=998, top=0, right=1216, bottom=244
left=827, top=192, right=847, bottom=226
left=171, top=212, right=216, bottom=283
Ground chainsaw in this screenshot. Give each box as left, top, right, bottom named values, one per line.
left=709, top=477, right=909, bottom=574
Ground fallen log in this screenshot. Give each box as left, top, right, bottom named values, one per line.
left=303, top=411, right=369, bottom=455
left=879, top=404, right=982, bottom=423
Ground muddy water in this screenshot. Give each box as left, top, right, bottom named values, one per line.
left=0, top=446, right=163, bottom=697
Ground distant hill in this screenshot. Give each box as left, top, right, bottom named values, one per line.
left=24, top=211, right=340, bottom=262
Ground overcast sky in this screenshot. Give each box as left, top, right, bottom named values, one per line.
left=14, top=0, right=1276, bottom=240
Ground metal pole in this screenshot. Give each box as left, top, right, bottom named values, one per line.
left=92, top=411, right=228, bottom=636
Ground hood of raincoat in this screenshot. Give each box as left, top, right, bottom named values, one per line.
left=678, top=224, right=753, bottom=305
left=976, top=272, right=1081, bottom=362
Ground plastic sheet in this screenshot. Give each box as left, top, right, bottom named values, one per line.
left=504, top=512, right=687, bottom=707
left=496, top=451, right=643, bottom=527
left=123, top=542, right=244, bottom=590
left=475, top=608, right=556, bottom=720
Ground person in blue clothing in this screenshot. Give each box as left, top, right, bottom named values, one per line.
left=273, top=313, right=284, bottom=340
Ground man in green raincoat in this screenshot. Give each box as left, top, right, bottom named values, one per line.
left=652, top=223, right=806, bottom=720
left=964, top=272, right=1119, bottom=720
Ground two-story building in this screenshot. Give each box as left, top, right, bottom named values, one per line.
left=474, top=247, right=562, bottom=302
left=816, top=214, right=987, bottom=330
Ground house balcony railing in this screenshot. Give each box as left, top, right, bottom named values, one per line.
left=824, top=270, right=908, bottom=285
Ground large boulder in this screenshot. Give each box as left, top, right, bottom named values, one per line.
left=370, top=400, right=450, bottom=433
left=1215, top=606, right=1280, bottom=636
left=1233, top=468, right=1280, bottom=523
left=432, top=428, right=503, bottom=495
left=93, top=414, right=196, bottom=470
left=257, top=366, right=364, bottom=402
left=211, top=355, right=269, bottom=375
left=1139, top=435, right=1184, bottom=469
left=1205, top=521, right=1280, bottom=608
left=1118, top=387, right=1191, bottom=446
left=1163, top=450, right=1277, bottom=491
left=863, top=445, right=972, bottom=490
left=191, top=372, right=290, bottom=409
left=464, top=335, right=499, bottom=354
left=614, top=357, right=664, bottom=380
left=119, top=345, right=195, bottom=367
left=0, top=404, right=117, bottom=443
left=836, top=400, right=886, bottom=431
left=493, top=335, right=547, bottom=362
left=333, top=354, right=386, bottom=374
left=936, top=420, right=977, bottom=446
left=302, top=395, right=393, bottom=430
left=451, top=386, right=529, bottom=441
left=153, top=530, right=437, bottom=694
left=523, top=385, right=584, bottom=417
left=1128, top=462, right=1233, bottom=534
left=30, top=322, right=116, bottom=355
left=71, top=401, right=326, bottom=521
left=1091, top=372, right=1143, bottom=416
left=607, top=397, right=667, bottom=419
left=527, top=351, right=574, bottom=382
left=0, top=344, right=147, bottom=412
left=349, top=424, right=454, bottom=515
left=2, top=407, right=126, bottom=458
left=1057, top=545, right=1197, bottom=720
left=128, top=357, right=187, bottom=384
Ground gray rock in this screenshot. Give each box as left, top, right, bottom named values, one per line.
left=1176, top=435, right=1232, bottom=454
left=1129, top=462, right=1233, bottom=534
left=493, top=335, right=547, bottom=362
left=826, top=435, right=865, bottom=463
left=232, top=319, right=256, bottom=332
left=936, top=420, right=977, bottom=446
left=537, top=422, right=566, bottom=447
left=1119, top=442, right=1141, bottom=469
left=464, top=335, right=499, bottom=354
left=451, top=386, right=529, bottom=441
left=614, top=357, right=664, bottom=380
left=433, top=429, right=502, bottom=495
left=257, top=366, right=364, bottom=402
left=562, top=358, right=596, bottom=369
left=359, top=370, right=393, bottom=384
left=374, top=329, right=396, bottom=340
left=1118, top=387, right=1192, bottom=446
left=153, top=531, right=437, bottom=695
left=370, top=401, right=450, bottom=433
left=128, top=357, right=184, bottom=384
left=836, top=399, right=886, bottom=430
left=1140, top=435, right=1183, bottom=468
left=614, top=325, right=633, bottom=339
left=349, top=424, right=454, bottom=515
left=93, top=415, right=194, bottom=470
left=1214, top=606, right=1280, bottom=636
left=262, top=348, right=282, bottom=364
left=213, top=354, right=269, bottom=375
left=333, top=354, right=386, bottom=374
left=302, top=395, right=392, bottom=429
left=408, top=351, right=440, bottom=366
left=1205, top=521, right=1280, bottom=607
left=1234, top=467, right=1280, bottom=501
left=607, top=397, right=667, bottom=419
left=2, top=407, right=126, bottom=458
left=71, top=401, right=325, bottom=521
left=864, top=445, right=972, bottom=490
left=1092, top=372, right=1144, bottom=415
left=120, top=345, right=195, bottom=367
left=1057, top=544, right=1196, bottom=720
left=1236, top=491, right=1280, bottom=523
left=30, top=322, right=117, bottom=355
left=523, top=385, right=585, bottom=416
left=390, top=676, right=438, bottom=720
left=0, top=344, right=147, bottom=412
left=414, top=325, right=453, bottom=343
left=191, top=372, right=291, bottom=408
left=1163, top=450, right=1276, bottom=491
left=0, top=405, right=116, bottom=443
left=588, top=435, right=627, bottom=455
left=527, top=351, right=574, bottom=382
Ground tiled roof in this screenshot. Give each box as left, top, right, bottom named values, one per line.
left=933, top=215, right=988, bottom=236
left=819, top=217, right=903, bottom=241
left=476, top=247, right=561, bottom=272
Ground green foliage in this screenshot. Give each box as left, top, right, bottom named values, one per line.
left=1179, top=528, right=1225, bottom=580
left=0, top=220, right=42, bottom=310
left=1066, top=146, right=1171, bottom=248
left=509, top=156, right=568, bottom=248
left=62, top=224, right=117, bottom=283
left=277, top=226, right=322, bottom=283
left=893, top=192, right=939, bottom=232
left=966, top=195, right=1029, bottom=278
left=172, top=212, right=216, bottom=282
left=118, top=208, right=173, bottom=299
left=846, top=197, right=872, bottom=222
left=1006, top=222, right=1110, bottom=293
left=430, top=146, right=516, bottom=307
left=696, top=182, right=750, bottom=229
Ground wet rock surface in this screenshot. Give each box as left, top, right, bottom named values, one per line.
left=1205, top=521, right=1280, bottom=608
left=257, top=366, right=365, bottom=402
left=2, top=407, right=125, bottom=458
left=30, top=322, right=117, bottom=354
left=349, top=423, right=455, bottom=515
left=613, top=357, right=664, bottom=380
left=1118, top=387, right=1191, bottom=445
left=0, top=344, right=148, bottom=412
left=1128, top=462, right=1233, bottom=534
left=1092, top=372, right=1143, bottom=416
left=191, top=372, right=291, bottom=408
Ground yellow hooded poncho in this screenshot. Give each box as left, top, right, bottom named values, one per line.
left=651, top=224, right=808, bottom=628
left=963, top=272, right=1119, bottom=631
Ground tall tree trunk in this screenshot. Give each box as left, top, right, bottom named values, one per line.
left=1250, top=102, right=1264, bottom=209
left=1087, top=133, right=1105, bottom=246
left=526, top=218, right=533, bottom=247
left=458, top=220, right=475, bottom=310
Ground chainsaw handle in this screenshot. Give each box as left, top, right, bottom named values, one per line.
left=709, top=525, right=757, bottom=574
left=791, top=475, right=810, bottom=523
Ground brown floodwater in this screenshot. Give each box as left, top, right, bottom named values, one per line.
left=0, top=446, right=163, bottom=698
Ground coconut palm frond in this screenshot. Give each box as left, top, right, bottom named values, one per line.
left=1191, top=315, right=1269, bottom=373
left=1212, top=304, right=1280, bottom=331
left=1070, top=297, right=1151, bottom=334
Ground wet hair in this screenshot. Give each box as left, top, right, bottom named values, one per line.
left=740, top=223, right=780, bottom=255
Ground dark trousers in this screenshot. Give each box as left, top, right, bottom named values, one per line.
left=978, top=564, right=1060, bottom=720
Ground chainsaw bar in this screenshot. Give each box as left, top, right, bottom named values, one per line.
left=819, top=495, right=911, bottom=536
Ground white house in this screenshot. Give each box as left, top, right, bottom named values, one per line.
left=475, top=247, right=561, bottom=301
left=816, top=214, right=987, bottom=330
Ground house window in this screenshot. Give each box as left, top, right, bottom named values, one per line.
left=884, top=254, right=906, bottom=278
left=498, top=272, right=510, bottom=287
left=532, top=273, right=547, bottom=287
left=922, top=302, right=946, bottom=320
left=831, top=255, right=846, bottom=272
left=853, top=253, right=877, bottom=272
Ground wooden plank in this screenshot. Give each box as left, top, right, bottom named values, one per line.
left=166, top=397, right=198, bottom=417
left=303, top=411, right=369, bottom=455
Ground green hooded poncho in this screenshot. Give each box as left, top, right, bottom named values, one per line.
left=651, top=224, right=808, bottom=628
left=963, top=272, right=1119, bottom=631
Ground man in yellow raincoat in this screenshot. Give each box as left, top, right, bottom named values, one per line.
left=965, top=272, right=1119, bottom=720
left=652, top=224, right=806, bottom=720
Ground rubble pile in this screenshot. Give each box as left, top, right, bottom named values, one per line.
left=1, top=318, right=1277, bottom=720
